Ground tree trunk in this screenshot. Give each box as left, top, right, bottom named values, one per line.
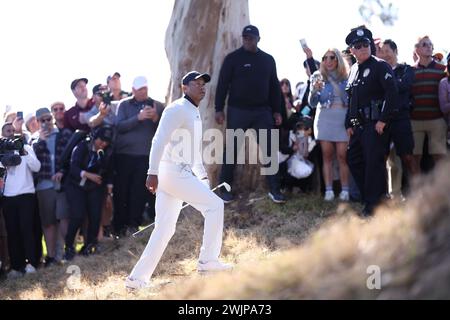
left=165, top=0, right=265, bottom=192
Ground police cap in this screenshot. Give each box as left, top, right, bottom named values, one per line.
left=345, top=27, right=373, bottom=46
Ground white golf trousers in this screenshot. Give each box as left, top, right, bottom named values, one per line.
left=129, top=164, right=224, bottom=283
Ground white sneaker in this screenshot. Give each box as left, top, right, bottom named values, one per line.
left=339, top=190, right=349, bottom=201
left=125, top=276, right=150, bottom=291
left=324, top=190, right=335, bottom=201
left=197, top=260, right=233, bottom=273
left=25, top=264, right=36, bottom=274
left=7, top=269, right=24, bottom=279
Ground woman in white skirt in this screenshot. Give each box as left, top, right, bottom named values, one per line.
left=309, top=48, right=350, bottom=201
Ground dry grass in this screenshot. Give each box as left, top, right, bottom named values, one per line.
left=2, top=160, right=450, bottom=299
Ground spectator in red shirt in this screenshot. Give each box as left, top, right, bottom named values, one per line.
left=64, top=78, right=94, bottom=132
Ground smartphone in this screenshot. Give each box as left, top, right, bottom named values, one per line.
left=41, top=122, right=51, bottom=133
left=16, top=111, right=23, bottom=120
left=299, top=38, right=308, bottom=49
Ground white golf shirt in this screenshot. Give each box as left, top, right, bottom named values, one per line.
left=148, top=96, right=207, bottom=179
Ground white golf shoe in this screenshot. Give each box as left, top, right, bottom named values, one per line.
left=197, top=260, right=233, bottom=273
left=125, top=277, right=151, bottom=291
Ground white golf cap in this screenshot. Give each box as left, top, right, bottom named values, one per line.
left=132, top=76, right=148, bottom=90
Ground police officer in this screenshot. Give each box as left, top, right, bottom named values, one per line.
left=345, top=27, right=398, bottom=216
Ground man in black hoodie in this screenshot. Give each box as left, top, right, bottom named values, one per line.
left=215, top=25, right=285, bottom=204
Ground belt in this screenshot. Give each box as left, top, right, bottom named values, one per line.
left=358, top=105, right=381, bottom=122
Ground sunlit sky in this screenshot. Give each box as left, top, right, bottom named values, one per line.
left=0, top=0, right=448, bottom=118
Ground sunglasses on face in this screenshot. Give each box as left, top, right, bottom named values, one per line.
left=421, top=42, right=433, bottom=48
left=39, top=117, right=52, bottom=123
left=52, top=107, right=64, bottom=112
left=322, top=55, right=336, bottom=61
left=353, top=42, right=370, bottom=50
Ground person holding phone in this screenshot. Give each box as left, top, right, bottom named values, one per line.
left=309, top=49, right=351, bottom=202
left=32, top=108, right=73, bottom=265
left=113, top=76, right=164, bottom=237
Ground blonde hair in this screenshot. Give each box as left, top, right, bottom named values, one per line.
left=319, top=48, right=349, bottom=82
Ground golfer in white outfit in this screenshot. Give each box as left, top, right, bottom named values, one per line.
left=126, top=71, right=232, bottom=290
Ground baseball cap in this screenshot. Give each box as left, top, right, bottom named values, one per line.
left=35, top=107, right=52, bottom=120
left=106, top=72, right=121, bottom=83
left=132, top=76, right=148, bottom=90
left=93, top=84, right=107, bottom=95
left=70, top=78, right=88, bottom=90
left=242, top=25, right=259, bottom=37
left=181, top=71, right=211, bottom=86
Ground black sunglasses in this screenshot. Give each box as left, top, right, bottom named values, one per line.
left=353, top=42, right=370, bottom=50
left=322, top=55, right=336, bottom=61
left=39, top=117, right=52, bottom=123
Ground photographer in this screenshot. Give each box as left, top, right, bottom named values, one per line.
left=80, top=84, right=118, bottom=129
left=63, top=125, right=114, bottom=261
left=1, top=122, right=41, bottom=276
left=32, top=108, right=73, bottom=266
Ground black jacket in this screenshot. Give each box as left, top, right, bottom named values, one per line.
left=67, top=138, right=113, bottom=190
left=215, top=47, right=281, bottom=114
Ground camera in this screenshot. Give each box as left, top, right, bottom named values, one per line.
left=0, top=134, right=25, bottom=171
left=100, top=90, right=113, bottom=106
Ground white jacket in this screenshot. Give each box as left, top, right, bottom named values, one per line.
left=147, top=97, right=207, bottom=179
left=3, top=144, right=41, bottom=196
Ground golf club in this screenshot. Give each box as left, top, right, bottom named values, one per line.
left=132, top=182, right=231, bottom=238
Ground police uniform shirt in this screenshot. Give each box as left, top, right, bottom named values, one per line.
left=346, top=56, right=398, bottom=128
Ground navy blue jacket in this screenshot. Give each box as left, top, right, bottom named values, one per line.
left=392, top=63, right=414, bottom=119
left=68, top=138, right=113, bottom=189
